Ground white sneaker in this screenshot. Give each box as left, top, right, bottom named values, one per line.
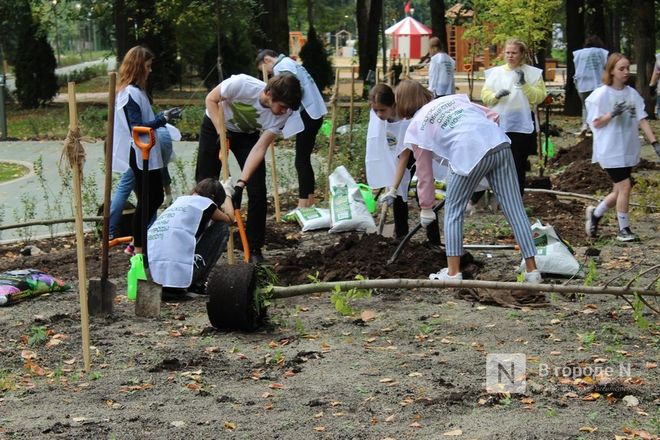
left=523, top=269, right=543, bottom=284
left=465, top=202, right=477, bottom=216
left=429, top=268, right=463, bottom=281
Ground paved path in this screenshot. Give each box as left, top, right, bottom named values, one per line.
left=0, top=140, right=315, bottom=243
left=5, top=58, right=117, bottom=93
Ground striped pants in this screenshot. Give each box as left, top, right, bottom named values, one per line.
left=444, top=143, right=536, bottom=259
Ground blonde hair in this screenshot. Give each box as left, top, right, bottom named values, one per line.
left=118, top=46, right=155, bottom=91
left=602, top=52, right=627, bottom=86
left=395, top=80, right=433, bottom=119
left=504, top=38, right=529, bottom=64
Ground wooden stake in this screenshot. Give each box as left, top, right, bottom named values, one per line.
left=375, top=66, right=381, bottom=85
left=262, top=65, right=281, bottom=221
left=325, top=68, right=341, bottom=189
left=216, top=103, right=235, bottom=264
left=348, top=66, right=355, bottom=145
left=101, top=73, right=115, bottom=281
left=67, top=82, right=92, bottom=373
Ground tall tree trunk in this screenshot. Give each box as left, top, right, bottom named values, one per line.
left=430, top=0, right=448, bottom=50
left=604, top=2, right=620, bottom=52
left=632, top=0, right=656, bottom=118
left=366, top=0, right=382, bottom=78
left=584, top=0, right=606, bottom=42
left=256, top=0, right=290, bottom=54
left=114, top=0, right=130, bottom=61
left=306, top=0, right=313, bottom=27
left=563, top=0, right=584, bottom=116
left=356, top=0, right=369, bottom=80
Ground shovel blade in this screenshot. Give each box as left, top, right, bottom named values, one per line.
left=88, top=278, right=115, bottom=316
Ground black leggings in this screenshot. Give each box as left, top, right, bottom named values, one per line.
left=191, top=222, right=229, bottom=287
left=129, top=148, right=164, bottom=248
left=295, top=110, right=323, bottom=199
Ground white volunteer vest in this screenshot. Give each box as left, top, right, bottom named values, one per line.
left=572, top=47, right=608, bottom=93
left=274, top=56, right=327, bottom=120
left=365, top=111, right=411, bottom=199
left=112, top=85, right=163, bottom=172
left=147, top=195, right=214, bottom=288
left=484, top=65, right=542, bottom=134
left=586, top=85, right=646, bottom=168
left=428, top=53, right=456, bottom=96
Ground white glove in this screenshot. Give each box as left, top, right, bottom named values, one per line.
left=379, top=187, right=398, bottom=207
left=221, top=178, right=235, bottom=198
left=420, top=208, right=435, bottom=227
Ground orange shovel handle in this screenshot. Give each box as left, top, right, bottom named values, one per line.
left=234, top=209, right=250, bottom=263
left=132, top=126, right=156, bottom=160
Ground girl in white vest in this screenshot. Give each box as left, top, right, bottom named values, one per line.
left=477, top=39, right=547, bottom=206
left=395, top=80, right=541, bottom=283
left=584, top=53, right=660, bottom=242
left=427, top=37, right=456, bottom=98
left=112, top=46, right=181, bottom=256
left=148, top=178, right=234, bottom=298
left=573, top=35, right=609, bottom=136
left=257, top=49, right=327, bottom=208
left=367, top=84, right=441, bottom=244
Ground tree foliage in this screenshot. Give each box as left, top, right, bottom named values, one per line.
left=14, top=13, right=58, bottom=108
left=299, top=25, right=334, bottom=94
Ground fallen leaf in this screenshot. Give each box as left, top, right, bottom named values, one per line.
left=314, top=412, right=323, bottom=418
left=171, top=421, right=185, bottom=428
left=63, top=358, right=76, bottom=365
left=385, top=415, right=395, bottom=422
left=579, top=426, right=597, bottom=433
left=582, top=392, right=601, bottom=401
left=313, top=426, right=325, bottom=432
left=224, top=421, right=236, bottom=430
left=330, top=400, right=342, bottom=407
left=379, top=378, right=394, bottom=383
left=521, top=398, right=534, bottom=405
left=268, top=341, right=278, bottom=348
left=269, top=383, right=284, bottom=390
left=409, top=422, right=422, bottom=428
left=21, top=350, right=37, bottom=360
left=644, top=362, right=657, bottom=369
left=408, top=372, right=422, bottom=377
left=564, top=392, right=579, bottom=398
left=550, top=351, right=561, bottom=356
left=264, top=403, right=273, bottom=410
left=550, top=319, right=561, bottom=324
left=622, top=395, right=639, bottom=407
left=361, top=310, right=376, bottom=322
left=623, top=428, right=653, bottom=439
left=204, top=346, right=219, bottom=353
left=443, top=428, right=463, bottom=436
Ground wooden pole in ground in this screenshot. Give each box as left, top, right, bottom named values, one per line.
left=66, top=82, right=92, bottom=372
left=216, top=103, right=235, bottom=264
left=348, top=66, right=355, bottom=145
left=375, top=66, right=381, bottom=85
left=325, top=68, right=341, bottom=190
left=261, top=65, right=281, bottom=221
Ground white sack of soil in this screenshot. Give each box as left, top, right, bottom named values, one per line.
left=328, top=166, right=377, bottom=233
left=520, top=220, right=581, bottom=277
left=294, top=207, right=332, bottom=232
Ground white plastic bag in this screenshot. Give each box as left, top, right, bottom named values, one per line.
left=328, top=166, right=376, bottom=233
left=294, top=207, right=332, bottom=232
left=520, top=220, right=581, bottom=277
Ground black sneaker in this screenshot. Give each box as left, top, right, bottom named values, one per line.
left=249, top=249, right=265, bottom=264
left=585, top=206, right=600, bottom=238
left=161, top=287, right=191, bottom=301
left=616, top=227, right=638, bottom=242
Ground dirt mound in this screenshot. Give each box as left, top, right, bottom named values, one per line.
left=273, top=232, right=482, bottom=286
left=552, top=159, right=612, bottom=193
left=551, top=137, right=592, bottom=166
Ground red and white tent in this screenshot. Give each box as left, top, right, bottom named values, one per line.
left=385, top=16, right=432, bottom=59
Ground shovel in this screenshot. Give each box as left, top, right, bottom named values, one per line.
left=377, top=203, right=388, bottom=235
left=88, top=72, right=117, bottom=315
left=131, top=126, right=161, bottom=317
left=387, top=200, right=445, bottom=265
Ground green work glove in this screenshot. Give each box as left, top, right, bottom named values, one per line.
left=127, top=253, right=147, bottom=301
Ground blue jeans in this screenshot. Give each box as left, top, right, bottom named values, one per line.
left=109, top=127, right=173, bottom=238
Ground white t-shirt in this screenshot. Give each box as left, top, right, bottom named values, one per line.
left=204, top=74, right=300, bottom=137
left=586, top=85, right=646, bottom=168
left=483, top=64, right=543, bottom=134
left=273, top=56, right=327, bottom=120
left=404, top=95, right=510, bottom=176
left=573, top=47, right=608, bottom=93
left=112, top=85, right=163, bottom=172
left=428, top=52, right=456, bottom=96
left=365, top=110, right=411, bottom=199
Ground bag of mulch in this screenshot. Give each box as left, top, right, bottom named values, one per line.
left=519, top=220, right=581, bottom=277
left=294, top=207, right=332, bottom=232
left=0, top=269, right=71, bottom=306
left=328, top=166, right=376, bottom=233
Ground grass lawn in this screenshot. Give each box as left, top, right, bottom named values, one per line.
left=0, top=161, right=30, bottom=183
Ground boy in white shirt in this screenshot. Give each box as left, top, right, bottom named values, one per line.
left=573, top=35, right=608, bottom=136
left=427, top=37, right=456, bottom=98
left=195, top=74, right=302, bottom=263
